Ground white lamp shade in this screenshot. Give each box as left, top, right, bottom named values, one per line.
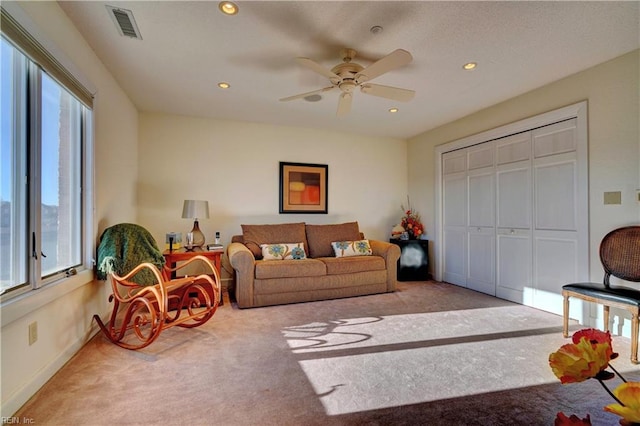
left=181, top=200, right=209, bottom=220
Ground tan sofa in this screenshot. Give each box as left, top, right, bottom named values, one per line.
left=227, top=222, right=400, bottom=308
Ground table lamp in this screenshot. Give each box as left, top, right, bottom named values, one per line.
left=182, top=199, right=209, bottom=248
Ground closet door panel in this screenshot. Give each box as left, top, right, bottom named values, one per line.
left=466, top=141, right=495, bottom=295
left=533, top=234, right=578, bottom=315
left=442, top=149, right=468, bottom=287
left=467, top=228, right=495, bottom=295
left=444, top=229, right=466, bottom=286
left=495, top=133, right=532, bottom=304
left=532, top=119, right=581, bottom=314
left=533, top=119, right=577, bottom=159
left=535, top=158, right=577, bottom=231
left=496, top=230, right=532, bottom=304
left=497, top=133, right=531, bottom=165
left=496, top=165, right=531, bottom=230
left=468, top=172, right=494, bottom=227
left=467, top=143, right=494, bottom=170
left=444, top=173, right=467, bottom=227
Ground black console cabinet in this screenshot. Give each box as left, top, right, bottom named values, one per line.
left=389, top=239, right=431, bottom=281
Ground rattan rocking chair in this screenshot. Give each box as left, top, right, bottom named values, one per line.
left=562, top=225, right=640, bottom=363
left=94, top=223, right=220, bottom=350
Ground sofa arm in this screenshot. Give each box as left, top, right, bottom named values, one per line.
left=369, top=240, right=400, bottom=292
left=227, top=242, right=256, bottom=308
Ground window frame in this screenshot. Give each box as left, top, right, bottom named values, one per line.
left=0, top=8, right=94, bottom=302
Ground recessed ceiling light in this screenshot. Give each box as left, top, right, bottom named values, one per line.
left=218, top=1, right=238, bottom=15
left=218, top=82, right=230, bottom=89
left=463, top=62, right=477, bottom=70
left=370, top=25, right=383, bottom=35
left=389, top=108, right=398, bottom=113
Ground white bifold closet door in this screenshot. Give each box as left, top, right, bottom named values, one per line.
left=442, top=118, right=584, bottom=315
left=466, top=142, right=496, bottom=295
left=442, top=149, right=467, bottom=287
left=495, top=131, right=533, bottom=304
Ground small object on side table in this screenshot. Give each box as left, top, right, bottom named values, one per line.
left=389, top=238, right=431, bottom=281
left=163, top=247, right=225, bottom=305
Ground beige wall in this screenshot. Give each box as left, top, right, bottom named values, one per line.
left=408, top=49, right=640, bottom=281
left=137, top=113, right=408, bottom=266
left=1, top=2, right=139, bottom=416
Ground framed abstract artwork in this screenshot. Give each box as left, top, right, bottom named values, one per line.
left=279, top=162, right=328, bottom=214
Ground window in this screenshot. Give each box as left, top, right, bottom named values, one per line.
left=1, top=12, right=93, bottom=300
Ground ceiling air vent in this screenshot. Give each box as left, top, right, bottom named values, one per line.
left=106, top=5, right=142, bottom=40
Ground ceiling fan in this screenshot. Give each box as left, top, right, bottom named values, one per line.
left=280, top=48, right=415, bottom=117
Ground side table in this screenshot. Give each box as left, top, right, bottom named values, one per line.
left=163, top=247, right=224, bottom=305
left=389, top=239, right=431, bottom=281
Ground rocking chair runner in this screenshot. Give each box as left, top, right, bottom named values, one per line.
left=562, top=226, right=640, bottom=363
left=94, top=223, right=220, bottom=350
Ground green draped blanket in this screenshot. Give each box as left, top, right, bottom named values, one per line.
left=96, top=223, right=166, bottom=285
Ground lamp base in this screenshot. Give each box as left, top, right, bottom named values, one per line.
left=190, top=220, right=206, bottom=248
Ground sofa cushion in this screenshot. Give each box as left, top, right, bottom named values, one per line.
left=331, top=240, right=372, bottom=257
left=261, top=243, right=307, bottom=260
left=306, top=222, right=361, bottom=258
left=241, top=223, right=307, bottom=259
left=320, top=255, right=386, bottom=275
left=255, top=258, right=326, bottom=279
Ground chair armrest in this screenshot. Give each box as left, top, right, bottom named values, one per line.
left=110, top=262, right=166, bottom=307
left=227, top=242, right=256, bottom=308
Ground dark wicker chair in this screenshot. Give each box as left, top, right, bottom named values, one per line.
left=562, top=226, right=640, bottom=363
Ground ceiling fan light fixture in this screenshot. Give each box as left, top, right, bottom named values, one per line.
left=463, top=62, right=477, bottom=70
left=218, top=82, right=230, bottom=89
left=304, top=94, right=322, bottom=102
left=281, top=48, right=414, bottom=117
left=218, top=1, right=239, bottom=15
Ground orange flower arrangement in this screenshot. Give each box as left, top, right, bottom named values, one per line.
left=549, top=328, right=640, bottom=425
left=400, top=197, right=424, bottom=239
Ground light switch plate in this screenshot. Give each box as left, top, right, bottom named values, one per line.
left=604, top=191, right=622, bottom=205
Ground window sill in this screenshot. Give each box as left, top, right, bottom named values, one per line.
left=0, top=269, right=95, bottom=327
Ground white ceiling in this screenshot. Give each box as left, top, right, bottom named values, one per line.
left=58, top=1, right=639, bottom=140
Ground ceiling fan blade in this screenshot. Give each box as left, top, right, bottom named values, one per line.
left=296, top=57, right=341, bottom=83
left=360, top=83, right=415, bottom=102
left=355, top=49, right=413, bottom=83
left=279, top=86, right=335, bottom=102
left=336, top=92, right=352, bottom=117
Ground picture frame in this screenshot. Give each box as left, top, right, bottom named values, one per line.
left=279, top=162, right=328, bottom=214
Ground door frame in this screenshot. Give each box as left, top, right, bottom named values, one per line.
left=434, top=101, right=589, bottom=283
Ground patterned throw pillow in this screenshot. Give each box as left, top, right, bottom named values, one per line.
left=331, top=240, right=372, bottom=258
left=260, top=243, right=307, bottom=260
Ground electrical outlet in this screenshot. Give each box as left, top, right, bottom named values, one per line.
left=28, top=321, right=38, bottom=345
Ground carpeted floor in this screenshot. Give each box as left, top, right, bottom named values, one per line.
left=14, top=281, right=640, bottom=425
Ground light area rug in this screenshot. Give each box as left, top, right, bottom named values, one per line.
left=13, top=281, right=640, bottom=426
left=283, top=306, right=572, bottom=415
